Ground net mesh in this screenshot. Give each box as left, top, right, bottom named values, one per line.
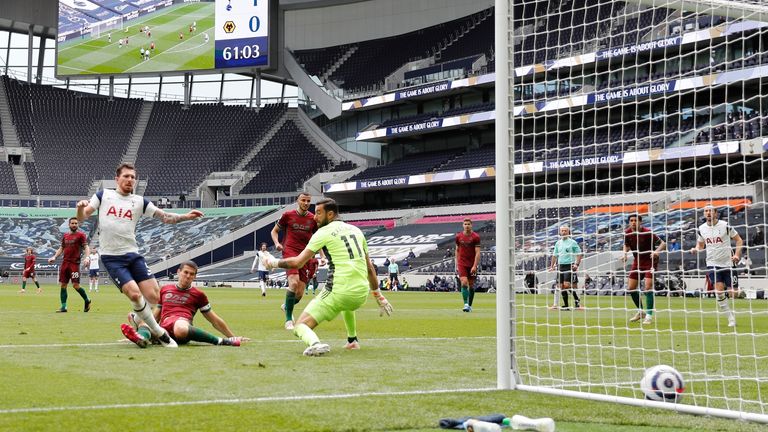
left=508, top=0, right=768, bottom=417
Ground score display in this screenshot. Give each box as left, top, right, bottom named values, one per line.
left=56, top=0, right=274, bottom=78
left=214, top=0, right=269, bottom=69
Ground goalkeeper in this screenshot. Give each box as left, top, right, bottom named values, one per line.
left=262, top=198, right=393, bottom=356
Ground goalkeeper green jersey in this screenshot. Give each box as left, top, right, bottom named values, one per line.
left=306, top=220, right=370, bottom=296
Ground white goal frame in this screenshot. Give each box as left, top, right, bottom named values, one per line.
left=495, top=0, right=768, bottom=424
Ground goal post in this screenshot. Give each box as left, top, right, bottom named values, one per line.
left=497, top=0, right=768, bottom=423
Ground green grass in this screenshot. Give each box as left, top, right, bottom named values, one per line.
left=0, top=286, right=766, bottom=431
left=57, top=3, right=214, bottom=75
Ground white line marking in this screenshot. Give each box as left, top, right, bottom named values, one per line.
left=0, top=387, right=497, bottom=414
left=124, top=25, right=213, bottom=73
left=0, top=336, right=494, bottom=349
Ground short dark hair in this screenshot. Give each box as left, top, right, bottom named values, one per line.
left=463, top=218, right=472, bottom=223
left=316, top=198, right=338, bottom=215
left=260, top=242, right=268, bottom=248
left=627, top=214, right=642, bottom=223
left=69, top=217, right=79, bottom=223
left=116, top=163, right=136, bottom=177
left=297, top=191, right=311, bottom=200
left=178, top=260, right=199, bottom=273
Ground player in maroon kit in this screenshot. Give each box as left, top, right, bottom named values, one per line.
left=48, top=218, right=92, bottom=313
left=272, top=192, right=325, bottom=330
left=621, top=214, right=666, bottom=325
left=456, top=218, right=481, bottom=312
left=121, top=261, right=246, bottom=348
left=19, top=247, right=42, bottom=294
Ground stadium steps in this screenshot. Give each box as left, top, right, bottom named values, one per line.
left=10, top=164, right=30, bottom=195
left=321, top=46, right=358, bottom=82
left=121, top=101, right=154, bottom=165
left=232, top=114, right=289, bottom=172
left=0, top=77, right=21, bottom=147
left=433, top=8, right=492, bottom=61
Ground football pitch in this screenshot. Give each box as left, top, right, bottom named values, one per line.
left=0, top=286, right=765, bottom=432
left=57, top=3, right=214, bottom=76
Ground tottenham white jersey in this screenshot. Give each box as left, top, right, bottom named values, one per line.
left=251, top=251, right=268, bottom=272
left=89, top=252, right=100, bottom=270
left=89, top=189, right=158, bottom=256
left=697, top=220, right=738, bottom=267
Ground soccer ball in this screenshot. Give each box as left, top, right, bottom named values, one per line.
left=640, top=365, right=684, bottom=402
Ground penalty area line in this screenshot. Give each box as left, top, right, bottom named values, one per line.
left=0, top=387, right=499, bottom=414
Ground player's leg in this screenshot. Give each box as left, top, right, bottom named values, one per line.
left=94, top=273, right=99, bottom=292
left=713, top=269, right=736, bottom=327
left=641, top=270, right=655, bottom=324
left=627, top=270, right=644, bottom=322
left=560, top=280, right=571, bottom=309
left=341, top=310, right=360, bottom=349
left=57, top=267, right=70, bottom=312
left=70, top=268, right=91, bottom=312
left=459, top=274, right=471, bottom=311
left=467, top=275, right=476, bottom=309
left=88, top=273, right=94, bottom=292
left=19, top=275, right=27, bottom=293
left=33, top=275, right=41, bottom=293
left=259, top=272, right=266, bottom=297
left=283, top=272, right=303, bottom=329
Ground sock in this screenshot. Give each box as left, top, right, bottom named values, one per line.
left=260, top=281, right=266, bottom=294
left=293, top=323, right=320, bottom=347
left=131, top=298, right=164, bottom=337
left=284, top=291, right=297, bottom=321
left=645, top=291, right=655, bottom=316
left=573, top=290, right=581, bottom=307
left=60, top=288, right=68, bottom=309
left=22, top=281, right=26, bottom=290
left=468, top=288, right=475, bottom=306
left=342, top=310, right=357, bottom=339
left=187, top=326, right=222, bottom=345
left=347, top=336, right=358, bottom=343
left=716, top=293, right=730, bottom=312
left=34, top=281, right=40, bottom=289
left=137, top=326, right=151, bottom=340
left=630, top=290, right=642, bottom=309
left=94, top=280, right=99, bottom=291
left=75, top=287, right=90, bottom=302
left=89, top=281, right=93, bottom=291
left=561, top=289, right=570, bottom=308
left=461, top=286, right=469, bottom=304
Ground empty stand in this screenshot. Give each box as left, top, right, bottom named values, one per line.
left=239, top=121, right=330, bottom=194
left=349, top=149, right=462, bottom=181
left=136, top=102, right=286, bottom=196
left=3, top=76, right=142, bottom=195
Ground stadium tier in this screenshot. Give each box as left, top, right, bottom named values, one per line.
left=238, top=121, right=331, bottom=194
left=294, top=8, right=493, bottom=93
left=0, top=211, right=96, bottom=258
left=348, top=149, right=462, bottom=182
left=0, top=162, right=18, bottom=194
left=3, top=76, right=143, bottom=195
left=136, top=102, right=287, bottom=196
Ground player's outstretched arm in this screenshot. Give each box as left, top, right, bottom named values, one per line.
left=203, top=310, right=248, bottom=341
left=153, top=209, right=204, bottom=225
left=76, top=200, right=96, bottom=222
left=268, top=248, right=314, bottom=270
left=48, top=246, right=63, bottom=264
left=367, top=252, right=393, bottom=316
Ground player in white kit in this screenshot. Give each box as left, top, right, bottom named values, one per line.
left=77, top=163, right=204, bottom=347
left=689, top=205, right=744, bottom=327
left=88, top=247, right=100, bottom=292
left=250, top=242, right=269, bottom=297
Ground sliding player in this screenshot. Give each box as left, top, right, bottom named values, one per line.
left=122, top=261, right=246, bottom=348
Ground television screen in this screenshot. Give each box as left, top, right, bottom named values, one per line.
left=56, top=0, right=273, bottom=77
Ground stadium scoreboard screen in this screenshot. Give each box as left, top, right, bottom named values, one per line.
left=56, top=0, right=276, bottom=78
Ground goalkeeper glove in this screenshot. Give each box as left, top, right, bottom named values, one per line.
left=260, top=251, right=279, bottom=270
left=372, top=290, right=393, bottom=317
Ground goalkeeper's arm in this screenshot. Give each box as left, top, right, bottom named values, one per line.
left=366, top=253, right=393, bottom=316
left=270, top=247, right=314, bottom=269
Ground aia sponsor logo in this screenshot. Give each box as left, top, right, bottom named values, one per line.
left=106, top=206, right=134, bottom=219
left=705, top=237, right=724, bottom=245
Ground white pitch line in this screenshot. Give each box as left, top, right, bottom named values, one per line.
left=0, top=387, right=498, bottom=414
left=123, top=25, right=214, bottom=73
left=0, top=336, right=494, bottom=349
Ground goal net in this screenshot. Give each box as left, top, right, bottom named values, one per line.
left=497, top=0, right=768, bottom=423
